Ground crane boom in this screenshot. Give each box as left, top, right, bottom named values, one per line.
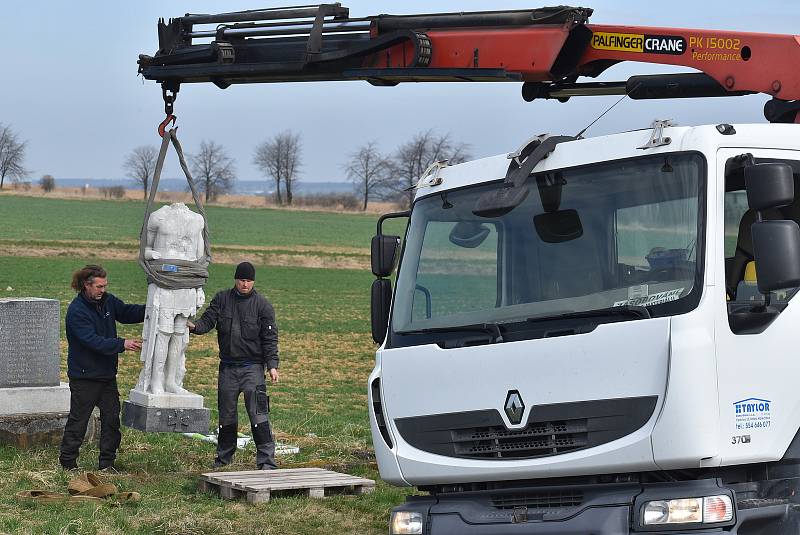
left=138, top=4, right=800, bottom=123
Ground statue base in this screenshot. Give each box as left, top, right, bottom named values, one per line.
left=122, top=401, right=210, bottom=434
left=128, top=388, right=205, bottom=409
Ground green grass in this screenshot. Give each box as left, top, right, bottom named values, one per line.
left=0, top=195, right=406, bottom=250
left=0, top=215, right=411, bottom=533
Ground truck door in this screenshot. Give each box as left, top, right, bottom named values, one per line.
left=715, top=148, right=800, bottom=466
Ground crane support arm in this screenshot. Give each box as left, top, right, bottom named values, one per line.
left=137, top=4, right=800, bottom=122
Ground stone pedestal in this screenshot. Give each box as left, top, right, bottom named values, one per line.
left=122, top=401, right=210, bottom=433
left=0, top=298, right=71, bottom=447
left=128, top=388, right=205, bottom=409
left=123, top=388, right=209, bottom=433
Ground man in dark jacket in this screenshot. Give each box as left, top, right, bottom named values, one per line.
left=59, top=264, right=145, bottom=471
left=189, top=261, right=280, bottom=469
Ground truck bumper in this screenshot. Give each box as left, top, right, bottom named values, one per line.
left=425, top=504, right=792, bottom=534
left=429, top=504, right=630, bottom=534
left=391, top=480, right=797, bottom=534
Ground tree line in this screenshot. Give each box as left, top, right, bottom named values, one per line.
left=1, top=122, right=471, bottom=210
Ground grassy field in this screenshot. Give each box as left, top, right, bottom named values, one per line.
left=0, top=196, right=411, bottom=534
left=0, top=195, right=408, bottom=271
left=0, top=195, right=401, bottom=249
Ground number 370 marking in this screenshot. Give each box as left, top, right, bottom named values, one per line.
left=731, top=435, right=751, bottom=445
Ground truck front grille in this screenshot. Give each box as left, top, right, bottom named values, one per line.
left=453, top=420, right=588, bottom=459
left=490, top=490, right=584, bottom=509
left=394, top=396, right=657, bottom=460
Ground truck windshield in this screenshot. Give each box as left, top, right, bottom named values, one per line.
left=391, top=153, right=705, bottom=337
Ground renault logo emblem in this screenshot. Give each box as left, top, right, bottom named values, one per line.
left=505, top=390, right=524, bottom=425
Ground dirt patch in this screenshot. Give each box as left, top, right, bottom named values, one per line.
left=0, top=243, right=368, bottom=270
left=0, top=235, right=369, bottom=269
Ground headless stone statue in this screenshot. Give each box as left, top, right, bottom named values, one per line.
left=131, top=202, right=205, bottom=406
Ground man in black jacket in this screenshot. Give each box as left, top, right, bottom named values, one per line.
left=59, top=264, right=145, bottom=471
left=189, top=261, right=280, bottom=469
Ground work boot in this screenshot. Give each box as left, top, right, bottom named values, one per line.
left=211, top=460, right=227, bottom=470
left=60, top=461, right=78, bottom=472
left=98, top=464, right=120, bottom=474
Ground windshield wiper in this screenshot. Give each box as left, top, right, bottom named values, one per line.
left=397, top=322, right=505, bottom=343
left=526, top=305, right=651, bottom=324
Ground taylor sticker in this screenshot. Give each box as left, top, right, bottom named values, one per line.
left=591, top=32, right=686, bottom=55
left=733, top=398, right=772, bottom=431
left=613, top=287, right=684, bottom=307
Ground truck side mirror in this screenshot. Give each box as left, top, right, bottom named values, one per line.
left=746, top=163, right=794, bottom=210
left=371, top=279, right=392, bottom=344
left=751, top=220, right=800, bottom=293
left=371, top=235, right=400, bottom=277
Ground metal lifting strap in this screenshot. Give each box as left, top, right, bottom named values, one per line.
left=138, top=128, right=211, bottom=289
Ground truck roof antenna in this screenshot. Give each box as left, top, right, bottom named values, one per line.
left=574, top=82, right=641, bottom=139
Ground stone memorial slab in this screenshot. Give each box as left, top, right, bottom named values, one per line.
left=0, top=297, right=72, bottom=447
left=0, top=298, right=60, bottom=387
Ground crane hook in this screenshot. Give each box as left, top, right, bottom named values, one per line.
left=158, top=114, right=177, bottom=138
left=158, top=83, right=180, bottom=137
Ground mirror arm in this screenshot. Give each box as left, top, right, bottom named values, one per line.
left=377, top=210, right=411, bottom=236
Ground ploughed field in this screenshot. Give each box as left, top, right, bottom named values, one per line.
left=0, top=195, right=408, bottom=534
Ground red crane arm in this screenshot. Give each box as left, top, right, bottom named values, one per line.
left=138, top=5, right=800, bottom=122
left=580, top=25, right=800, bottom=100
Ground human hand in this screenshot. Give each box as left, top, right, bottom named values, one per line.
left=268, top=368, right=279, bottom=384
left=124, top=339, right=142, bottom=352
left=187, top=320, right=196, bottom=333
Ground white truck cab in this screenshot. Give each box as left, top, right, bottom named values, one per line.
left=369, top=123, right=800, bottom=534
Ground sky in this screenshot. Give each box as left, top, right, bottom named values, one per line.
left=1, top=0, right=798, bottom=183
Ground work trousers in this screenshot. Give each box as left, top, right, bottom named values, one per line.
left=59, top=378, right=121, bottom=468
left=216, top=363, right=276, bottom=469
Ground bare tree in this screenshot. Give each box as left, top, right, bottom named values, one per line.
left=389, top=130, right=471, bottom=207
left=0, top=123, right=28, bottom=190
left=39, top=174, right=56, bottom=193
left=123, top=145, right=158, bottom=199
left=343, top=141, right=392, bottom=210
left=189, top=140, right=236, bottom=203
left=253, top=130, right=302, bottom=206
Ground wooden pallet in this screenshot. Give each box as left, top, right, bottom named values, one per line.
left=199, top=467, right=376, bottom=504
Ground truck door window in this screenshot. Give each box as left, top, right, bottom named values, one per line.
left=724, top=191, right=748, bottom=258
left=724, top=157, right=800, bottom=334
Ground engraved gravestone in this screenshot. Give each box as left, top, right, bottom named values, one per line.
left=0, top=298, right=72, bottom=446
left=0, top=298, right=60, bottom=387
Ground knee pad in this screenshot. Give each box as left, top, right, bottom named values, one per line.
left=217, top=423, right=237, bottom=448
left=251, top=421, right=273, bottom=445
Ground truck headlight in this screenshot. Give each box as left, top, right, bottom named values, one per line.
left=642, top=495, right=732, bottom=526
left=390, top=511, right=424, bottom=534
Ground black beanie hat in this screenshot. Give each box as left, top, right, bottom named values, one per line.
left=235, top=261, right=256, bottom=281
